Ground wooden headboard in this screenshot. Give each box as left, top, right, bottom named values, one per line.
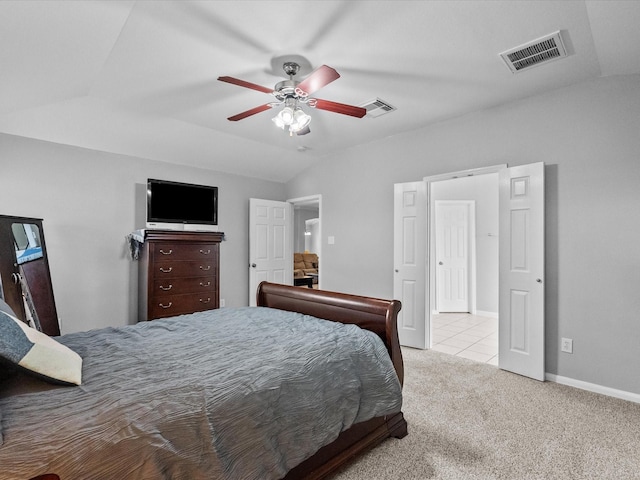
left=256, top=281, right=404, bottom=386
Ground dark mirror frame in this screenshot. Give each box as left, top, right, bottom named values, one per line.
left=0, top=214, right=60, bottom=336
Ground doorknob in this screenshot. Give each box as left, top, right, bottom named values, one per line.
left=250, top=263, right=257, bottom=268
left=536, top=278, right=542, bottom=283
left=438, top=261, right=443, bottom=265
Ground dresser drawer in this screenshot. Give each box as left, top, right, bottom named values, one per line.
left=149, top=293, right=217, bottom=319
left=151, top=242, right=218, bottom=261
left=152, top=276, right=216, bottom=296
left=153, top=260, right=216, bottom=278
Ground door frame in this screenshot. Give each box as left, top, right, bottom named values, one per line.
left=396, top=163, right=545, bottom=380
left=425, top=164, right=506, bottom=347
left=287, top=194, right=322, bottom=290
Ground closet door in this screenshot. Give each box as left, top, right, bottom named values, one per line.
left=498, top=163, right=545, bottom=381
left=393, top=181, right=428, bottom=349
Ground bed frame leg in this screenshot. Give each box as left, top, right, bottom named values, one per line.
left=388, top=412, right=408, bottom=439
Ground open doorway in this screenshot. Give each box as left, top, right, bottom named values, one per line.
left=289, top=195, right=321, bottom=289
left=429, top=173, right=499, bottom=365
left=395, top=162, right=545, bottom=379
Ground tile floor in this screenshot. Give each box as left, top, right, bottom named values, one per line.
left=431, top=313, right=498, bottom=365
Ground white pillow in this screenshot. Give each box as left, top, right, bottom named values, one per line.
left=0, top=310, right=82, bottom=386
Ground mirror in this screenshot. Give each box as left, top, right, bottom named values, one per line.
left=13, top=223, right=44, bottom=264
left=0, top=215, right=60, bottom=336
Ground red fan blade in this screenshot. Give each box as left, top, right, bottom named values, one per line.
left=227, top=104, right=273, bottom=121
left=218, top=76, right=274, bottom=94
left=294, top=65, right=340, bottom=97
left=311, top=98, right=366, bottom=118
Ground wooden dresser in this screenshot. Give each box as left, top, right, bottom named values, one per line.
left=138, top=230, right=224, bottom=321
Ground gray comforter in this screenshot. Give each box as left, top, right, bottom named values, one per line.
left=0, top=306, right=402, bottom=479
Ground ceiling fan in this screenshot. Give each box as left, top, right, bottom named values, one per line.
left=218, top=62, right=366, bottom=136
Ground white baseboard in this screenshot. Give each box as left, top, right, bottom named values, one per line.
left=473, top=310, right=498, bottom=319
left=545, top=373, right=640, bottom=404
left=431, top=310, right=498, bottom=318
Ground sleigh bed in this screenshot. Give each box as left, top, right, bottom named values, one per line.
left=0, top=282, right=407, bottom=480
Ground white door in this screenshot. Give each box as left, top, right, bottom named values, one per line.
left=498, top=162, right=545, bottom=380
left=435, top=201, right=471, bottom=313
left=248, top=199, right=293, bottom=306
left=393, top=181, right=428, bottom=349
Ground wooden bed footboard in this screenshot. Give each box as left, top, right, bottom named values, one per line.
left=256, top=282, right=408, bottom=479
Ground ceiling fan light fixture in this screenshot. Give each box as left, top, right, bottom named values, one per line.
left=272, top=103, right=311, bottom=134
left=281, top=106, right=295, bottom=124
left=290, top=108, right=311, bottom=132
left=272, top=115, right=286, bottom=129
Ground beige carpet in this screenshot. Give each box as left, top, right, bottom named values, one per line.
left=331, top=348, right=640, bottom=479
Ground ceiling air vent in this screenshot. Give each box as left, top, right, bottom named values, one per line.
left=360, top=98, right=396, bottom=118
left=499, top=31, right=568, bottom=74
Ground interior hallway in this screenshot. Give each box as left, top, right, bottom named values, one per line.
left=431, top=313, right=498, bottom=365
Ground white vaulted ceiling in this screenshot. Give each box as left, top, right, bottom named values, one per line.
left=1, top=1, right=639, bottom=182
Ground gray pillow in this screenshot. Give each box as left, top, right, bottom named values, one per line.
left=0, top=310, right=82, bottom=386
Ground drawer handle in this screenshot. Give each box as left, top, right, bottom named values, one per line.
left=159, top=249, right=173, bottom=255
left=159, top=284, right=173, bottom=291
left=159, top=302, right=173, bottom=309
left=200, top=297, right=211, bottom=303
left=200, top=281, right=211, bottom=287
left=159, top=267, right=173, bottom=273
left=199, top=249, right=211, bottom=255
left=199, top=265, right=211, bottom=271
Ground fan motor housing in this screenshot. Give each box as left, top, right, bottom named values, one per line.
left=274, top=79, right=299, bottom=97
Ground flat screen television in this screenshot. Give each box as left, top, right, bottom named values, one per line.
left=146, top=179, right=218, bottom=231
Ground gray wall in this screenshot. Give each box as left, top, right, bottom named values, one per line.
left=286, top=74, right=640, bottom=395
left=0, top=134, right=285, bottom=333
